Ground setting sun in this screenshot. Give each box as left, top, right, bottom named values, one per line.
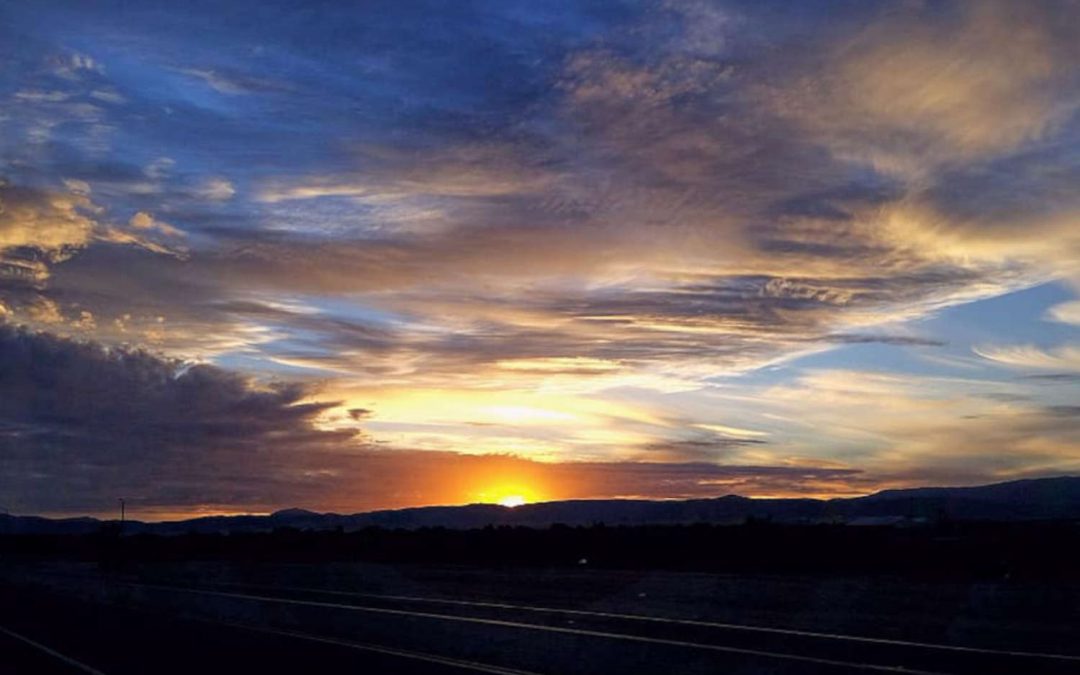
left=473, top=480, right=544, bottom=508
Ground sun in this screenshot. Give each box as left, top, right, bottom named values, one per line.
left=497, top=495, right=527, bottom=508
left=473, top=480, right=543, bottom=507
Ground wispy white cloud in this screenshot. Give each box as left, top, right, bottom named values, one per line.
left=974, top=344, right=1080, bottom=372
left=1047, top=300, right=1080, bottom=326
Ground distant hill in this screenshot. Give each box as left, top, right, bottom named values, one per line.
left=3, top=476, right=1079, bottom=536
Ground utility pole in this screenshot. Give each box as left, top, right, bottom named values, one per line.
left=118, top=498, right=125, bottom=533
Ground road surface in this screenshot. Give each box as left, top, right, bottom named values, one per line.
left=1, top=573, right=1077, bottom=675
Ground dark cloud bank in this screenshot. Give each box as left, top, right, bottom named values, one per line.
left=0, top=323, right=350, bottom=513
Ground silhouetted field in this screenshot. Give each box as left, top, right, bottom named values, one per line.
left=3, top=520, right=1079, bottom=579
left=3, top=523, right=1079, bottom=674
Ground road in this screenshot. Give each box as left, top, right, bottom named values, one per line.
left=2, top=574, right=1078, bottom=675
left=0, top=584, right=532, bottom=675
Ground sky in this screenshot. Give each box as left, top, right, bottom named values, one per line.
left=1, top=0, right=1079, bottom=519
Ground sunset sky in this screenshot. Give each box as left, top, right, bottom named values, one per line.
left=2, top=0, right=1079, bottom=519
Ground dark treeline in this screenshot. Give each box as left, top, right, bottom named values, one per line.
left=2, top=521, right=1078, bottom=580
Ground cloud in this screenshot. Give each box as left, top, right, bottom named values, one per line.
left=259, top=164, right=549, bottom=203
left=24, top=296, right=65, bottom=324
left=818, top=334, right=946, bottom=347
left=8, top=0, right=1075, bottom=386
left=127, top=211, right=183, bottom=237
left=768, top=0, right=1080, bottom=174
left=0, top=181, right=99, bottom=264
left=175, top=68, right=287, bottom=96
left=750, top=367, right=1080, bottom=486
left=974, top=344, right=1080, bottom=372
left=0, top=324, right=873, bottom=515
left=3, top=0, right=1080, bottom=514
left=196, top=177, right=235, bottom=202
left=0, top=182, right=186, bottom=289
left=0, top=324, right=353, bottom=513
left=1047, top=300, right=1080, bottom=325
left=51, top=52, right=104, bottom=77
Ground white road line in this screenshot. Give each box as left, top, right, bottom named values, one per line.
left=0, top=624, right=108, bottom=675
left=202, top=579, right=1080, bottom=663
left=200, top=618, right=544, bottom=675
left=129, top=582, right=948, bottom=674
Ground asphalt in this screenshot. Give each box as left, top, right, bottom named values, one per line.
left=0, top=585, right=533, bottom=675
left=2, top=575, right=1078, bottom=675
left=0, top=625, right=103, bottom=675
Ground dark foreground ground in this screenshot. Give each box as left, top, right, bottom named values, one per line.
left=2, top=556, right=1078, bottom=675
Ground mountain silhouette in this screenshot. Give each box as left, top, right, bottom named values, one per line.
left=3, top=476, right=1078, bottom=536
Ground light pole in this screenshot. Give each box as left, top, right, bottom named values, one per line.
left=118, top=498, right=125, bottom=533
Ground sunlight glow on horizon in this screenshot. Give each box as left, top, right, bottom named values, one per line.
left=473, top=481, right=545, bottom=508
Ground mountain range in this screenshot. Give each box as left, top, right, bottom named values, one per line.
left=3, top=476, right=1079, bottom=536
